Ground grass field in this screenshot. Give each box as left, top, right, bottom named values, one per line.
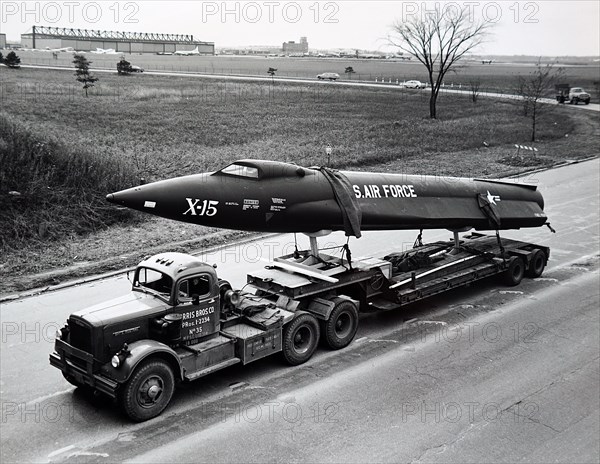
left=0, top=64, right=598, bottom=293
left=18, top=50, right=600, bottom=99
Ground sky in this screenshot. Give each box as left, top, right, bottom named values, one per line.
left=1, top=1, right=599, bottom=56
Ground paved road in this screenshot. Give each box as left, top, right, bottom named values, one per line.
left=0, top=159, right=598, bottom=463
left=18, top=64, right=600, bottom=112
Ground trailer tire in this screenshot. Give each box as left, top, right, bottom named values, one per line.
left=526, top=249, right=546, bottom=278
left=283, top=313, right=320, bottom=366
left=503, top=256, right=525, bottom=286
left=119, top=358, right=175, bottom=422
left=323, top=298, right=359, bottom=350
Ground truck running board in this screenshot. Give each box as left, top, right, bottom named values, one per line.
left=184, top=357, right=241, bottom=381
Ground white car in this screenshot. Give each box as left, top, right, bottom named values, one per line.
left=317, top=72, right=340, bottom=81
left=403, top=80, right=426, bottom=89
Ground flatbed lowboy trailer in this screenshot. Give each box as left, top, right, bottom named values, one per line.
left=50, top=233, right=548, bottom=421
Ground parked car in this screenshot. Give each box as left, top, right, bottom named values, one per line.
left=317, top=72, right=340, bottom=81
left=403, top=80, right=427, bottom=89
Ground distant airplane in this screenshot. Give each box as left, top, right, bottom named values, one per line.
left=91, top=48, right=118, bottom=54
left=42, top=46, right=76, bottom=53
left=481, top=59, right=493, bottom=64
left=174, top=47, right=200, bottom=56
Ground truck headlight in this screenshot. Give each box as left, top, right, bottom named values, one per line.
left=111, top=343, right=130, bottom=368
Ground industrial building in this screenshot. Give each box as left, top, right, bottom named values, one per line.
left=0, top=33, right=6, bottom=49
left=282, top=37, right=308, bottom=54
left=21, top=26, right=214, bottom=54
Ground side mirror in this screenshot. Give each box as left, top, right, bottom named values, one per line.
left=192, top=294, right=200, bottom=306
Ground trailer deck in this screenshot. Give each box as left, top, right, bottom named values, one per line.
left=248, top=233, right=549, bottom=312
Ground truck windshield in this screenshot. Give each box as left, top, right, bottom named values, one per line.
left=134, top=267, right=173, bottom=298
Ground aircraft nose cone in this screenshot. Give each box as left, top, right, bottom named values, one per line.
left=106, top=193, right=115, bottom=203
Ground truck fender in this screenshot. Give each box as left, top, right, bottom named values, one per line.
left=100, top=339, right=184, bottom=384
left=307, top=295, right=360, bottom=320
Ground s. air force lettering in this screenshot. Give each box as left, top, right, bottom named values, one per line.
left=107, top=159, right=548, bottom=234
left=353, top=184, right=417, bottom=199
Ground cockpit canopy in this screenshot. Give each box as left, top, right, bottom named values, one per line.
left=214, top=159, right=310, bottom=180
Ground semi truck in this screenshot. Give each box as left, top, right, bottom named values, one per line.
left=50, top=233, right=549, bottom=421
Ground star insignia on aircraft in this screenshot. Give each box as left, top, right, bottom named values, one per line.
left=486, top=190, right=501, bottom=205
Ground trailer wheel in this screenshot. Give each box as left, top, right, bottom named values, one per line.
left=503, top=256, right=525, bottom=286
left=323, top=298, right=359, bottom=350
left=283, top=313, right=320, bottom=366
left=119, top=359, right=175, bottom=422
left=526, top=249, right=547, bottom=278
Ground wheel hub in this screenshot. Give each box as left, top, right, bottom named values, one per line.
left=294, top=327, right=312, bottom=353
left=138, top=376, right=163, bottom=406
left=335, top=313, right=352, bottom=338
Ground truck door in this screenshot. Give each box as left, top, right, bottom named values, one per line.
left=175, top=274, right=220, bottom=342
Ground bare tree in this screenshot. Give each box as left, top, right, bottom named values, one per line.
left=389, top=6, right=490, bottom=118
left=469, top=78, right=482, bottom=103
left=515, top=61, right=564, bottom=142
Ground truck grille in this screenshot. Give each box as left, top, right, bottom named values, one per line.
left=68, top=318, right=92, bottom=354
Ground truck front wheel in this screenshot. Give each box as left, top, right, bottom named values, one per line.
left=119, top=359, right=175, bottom=422
left=283, top=314, right=320, bottom=365
left=323, top=298, right=359, bottom=350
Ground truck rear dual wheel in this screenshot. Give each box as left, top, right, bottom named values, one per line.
left=526, top=249, right=547, bottom=278
left=503, top=256, right=525, bottom=286
left=283, top=313, right=320, bottom=366
left=322, top=298, right=359, bottom=350
left=119, top=359, right=175, bottom=422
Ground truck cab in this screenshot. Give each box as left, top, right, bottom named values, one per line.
left=50, top=252, right=328, bottom=421
left=50, top=253, right=232, bottom=420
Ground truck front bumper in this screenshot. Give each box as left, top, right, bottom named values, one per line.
left=50, top=339, right=119, bottom=398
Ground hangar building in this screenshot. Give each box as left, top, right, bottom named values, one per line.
left=21, top=26, right=214, bottom=54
